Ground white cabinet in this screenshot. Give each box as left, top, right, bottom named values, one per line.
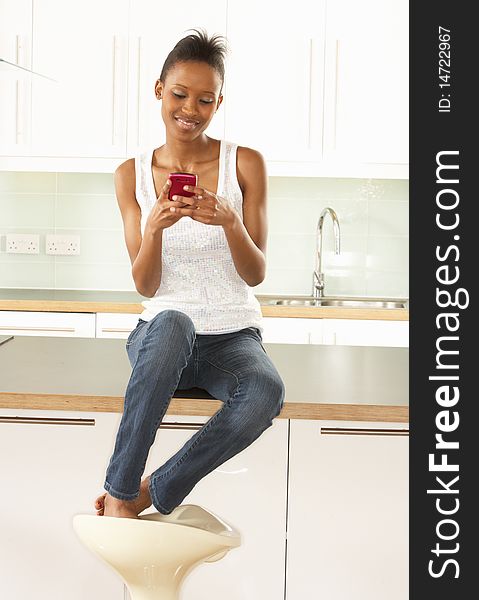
left=323, top=0, right=408, bottom=168
left=225, top=0, right=325, bottom=164
left=0, top=310, right=95, bottom=337
left=141, top=416, right=289, bottom=600
left=0, top=0, right=408, bottom=177
left=322, top=318, right=409, bottom=347
left=286, top=419, right=408, bottom=600
left=30, top=0, right=129, bottom=158
left=96, top=312, right=142, bottom=339
left=262, top=317, right=323, bottom=344
left=262, top=316, right=408, bottom=347
left=0, top=310, right=408, bottom=346
left=0, top=405, right=286, bottom=600
left=0, top=408, right=125, bottom=599
left=0, top=0, right=32, bottom=156
left=127, top=0, right=226, bottom=155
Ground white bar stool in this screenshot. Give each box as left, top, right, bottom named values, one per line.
left=73, top=504, right=241, bottom=600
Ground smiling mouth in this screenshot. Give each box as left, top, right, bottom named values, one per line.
left=175, top=117, right=200, bottom=130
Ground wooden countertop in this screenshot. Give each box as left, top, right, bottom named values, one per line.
left=0, top=289, right=409, bottom=321
left=0, top=336, right=408, bottom=422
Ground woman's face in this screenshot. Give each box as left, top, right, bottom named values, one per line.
left=156, top=61, right=223, bottom=140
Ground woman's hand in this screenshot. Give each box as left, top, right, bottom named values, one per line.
left=144, top=179, right=190, bottom=234
left=169, top=185, right=238, bottom=229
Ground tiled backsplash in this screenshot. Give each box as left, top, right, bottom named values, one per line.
left=0, top=172, right=408, bottom=297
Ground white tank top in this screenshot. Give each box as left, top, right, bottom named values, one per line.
left=134, top=139, right=264, bottom=334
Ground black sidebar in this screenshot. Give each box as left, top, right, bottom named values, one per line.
left=410, top=2, right=476, bottom=598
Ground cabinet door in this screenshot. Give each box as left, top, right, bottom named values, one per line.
left=0, top=0, right=32, bottom=156
left=323, top=0, right=408, bottom=166
left=127, top=0, right=226, bottom=155
left=0, top=310, right=96, bottom=337
left=225, top=0, right=325, bottom=163
left=262, top=317, right=318, bottom=344
left=30, top=0, right=128, bottom=157
left=96, top=312, right=142, bottom=339
left=286, top=419, right=408, bottom=600
left=322, top=318, right=409, bottom=347
left=0, top=408, right=125, bottom=600
left=140, top=416, right=288, bottom=600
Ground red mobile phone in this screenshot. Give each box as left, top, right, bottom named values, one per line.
left=168, top=172, right=198, bottom=200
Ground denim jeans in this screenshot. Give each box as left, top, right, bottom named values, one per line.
left=103, top=309, right=285, bottom=515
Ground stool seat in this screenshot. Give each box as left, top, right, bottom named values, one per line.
left=73, top=504, right=241, bottom=600
left=173, top=387, right=215, bottom=400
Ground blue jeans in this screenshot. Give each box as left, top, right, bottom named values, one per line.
left=103, top=309, right=285, bottom=515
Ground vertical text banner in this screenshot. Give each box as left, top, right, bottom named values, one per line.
left=411, top=2, right=476, bottom=597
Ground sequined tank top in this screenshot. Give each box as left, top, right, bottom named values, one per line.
left=134, top=139, right=264, bottom=334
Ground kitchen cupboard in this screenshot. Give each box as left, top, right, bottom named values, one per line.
left=224, top=0, right=325, bottom=164
left=94, top=312, right=408, bottom=347
left=322, top=318, right=409, bottom=348
left=0, top=0, right=408, bottom=177
left=0, top=310, right=408, bottom=346
left=0, top=408, right=126, bottom=599
left=262, top=316, right=323, bottom=344
left=323, top=0, right=408, bottom=167
left=97, top=313, right=316, bottom=343
left=285, top=419, right=408, bottom=600
left=0, top=0, right=32, bottom=156
left=0, top=408, right=287, bottom=600
left=143, top=416, right=289, bottom=600
left=0, top=310, right=95, bottom=337
left=30, top=0, right=129, bottom=158
left=96, top=312, right=141, bottom=339
left=126, top=0, right=226, bottom=155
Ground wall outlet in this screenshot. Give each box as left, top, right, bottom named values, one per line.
left=6, top=233, right=40, bottom=254
left=46, top=234, right=81, bottom=256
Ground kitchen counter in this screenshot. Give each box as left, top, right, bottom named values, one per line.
left=0, top=335, right=408, bottom=422
left=0, top=288, right=409, bottom=321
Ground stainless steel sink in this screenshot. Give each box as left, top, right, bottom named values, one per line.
left=315, top=299, right=406, bottom=309
left=272, top=299, right=318, bottom=306
left=261, top=297, right=408, bottom=309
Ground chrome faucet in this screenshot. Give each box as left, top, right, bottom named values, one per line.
left=313, top=207, right=341, bottom=299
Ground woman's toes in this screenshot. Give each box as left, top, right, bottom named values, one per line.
left=94, top=493, right=107, bottom=510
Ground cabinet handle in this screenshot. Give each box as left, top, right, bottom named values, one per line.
left=0, top=416, right=95, bottom=426
left=0, top=325, right=76, bottom=332
left=111, top=35, right=121, bottom=146
left=320, top=427, right=409, bottom=437
left=331, top=39, right=340, bottom=151
left=159, top=422, right=203, bottom=431
left=307, top=38, right=313, bottom=149
left=0, top=416, right=202, bottom=430
left=15, top=34, right=27, bottom=144
left=136, top=36, right=142, bottom=147
left=100, top=327, right=133, bottom=333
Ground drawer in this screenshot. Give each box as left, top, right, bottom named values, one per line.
left=95, top=312, right=142, bottom=338
left=0, top=311, right=95, bottom=337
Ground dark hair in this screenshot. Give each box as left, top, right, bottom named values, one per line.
left=159, top=28, right=228, bottom=93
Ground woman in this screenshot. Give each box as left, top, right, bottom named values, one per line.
left=95, top=29, right=285, bottom=519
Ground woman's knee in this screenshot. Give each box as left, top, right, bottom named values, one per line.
left=263, top=370, right=285, bottom=419
left=242, top=368, right=285, bottom=423
left=147, top=309, right=195, bottom=339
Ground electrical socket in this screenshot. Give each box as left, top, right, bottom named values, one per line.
left=6, top=233, right=40, bottom=254
left=46, top=234, right=81, bottom=256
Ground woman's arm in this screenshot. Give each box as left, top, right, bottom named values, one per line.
left=222, top=146, right=268, bottom=286
left=114, top=160, right=164, bottom=298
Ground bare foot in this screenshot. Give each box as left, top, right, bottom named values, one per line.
left=94, top=477, right=152, bottom=518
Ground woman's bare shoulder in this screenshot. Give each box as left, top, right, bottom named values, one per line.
left=236, top=145, right=267, bottom=193
left=114, top=158, right=135, bottom=186
left=114, top=158, right=137, bottom=205
left=236, top=145, right=266, bottom=167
